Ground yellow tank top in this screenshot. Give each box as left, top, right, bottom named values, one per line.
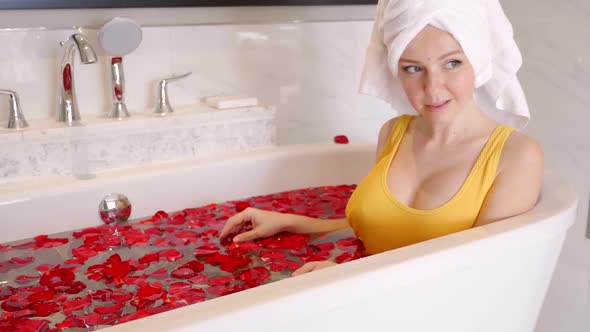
left=345, top=115, right=514, bottom=255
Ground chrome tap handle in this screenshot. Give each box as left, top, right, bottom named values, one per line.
left=154, top=71, right=192, bottom=115
left=0, top=90, right=29, bottom=129
left=108, top=57, right=130, bottom=119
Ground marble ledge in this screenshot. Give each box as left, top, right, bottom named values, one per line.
left=0, top=103, right=276, bottom=142
left=0, top=104, right=277, bottom=185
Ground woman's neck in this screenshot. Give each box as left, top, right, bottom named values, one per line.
left=412, top=102, right=496, bottom=146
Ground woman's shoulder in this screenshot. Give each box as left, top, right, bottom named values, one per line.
left=376, top=115, right=405, bottom=159
left=499, top=129, right=544, bottom=174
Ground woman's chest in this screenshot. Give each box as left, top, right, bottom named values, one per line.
left=386, top=139, right=486, bottom=210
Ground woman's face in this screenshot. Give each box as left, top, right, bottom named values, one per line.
left=397, top=25, right=476, bottom=122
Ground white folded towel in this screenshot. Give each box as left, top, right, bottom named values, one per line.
left=359, top=0, right=530, bottom=129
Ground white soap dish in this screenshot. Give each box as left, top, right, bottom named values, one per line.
left=204, top=96, right=258, bottom=110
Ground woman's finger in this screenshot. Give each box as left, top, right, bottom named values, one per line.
left=291, top=262, right=319, bottom=277
left=219, top=210, right=251, bottom=240
left=233, top=229, right=260, bottom=243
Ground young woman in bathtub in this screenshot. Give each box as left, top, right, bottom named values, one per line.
left=220, top=0, right=543, bottom=276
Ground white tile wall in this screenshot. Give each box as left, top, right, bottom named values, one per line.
left=0, top=0, right=588, bottom=330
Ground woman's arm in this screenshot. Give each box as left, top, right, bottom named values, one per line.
left=284, top=216, right=350, bottom=234
left=474, top=132, right=544, bottom=227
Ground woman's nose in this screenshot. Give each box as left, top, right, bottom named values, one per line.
left=423, top=72, right=444, bottom=96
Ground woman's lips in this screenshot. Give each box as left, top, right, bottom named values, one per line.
left=426, top=99, right=450, bottom=112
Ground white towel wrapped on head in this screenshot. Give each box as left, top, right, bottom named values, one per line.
left=359, top=0, right=530, bottom=129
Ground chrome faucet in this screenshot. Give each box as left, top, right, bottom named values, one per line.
left=0, top=90, right=28, bottom=129
left=57, top=33, right=97, bottom=125
left=154, top=72, right=192, bottom=115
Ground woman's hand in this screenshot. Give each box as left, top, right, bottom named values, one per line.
left=292, top=261, right=338, bottom=276
left=219, top=207, right=292, bottom=243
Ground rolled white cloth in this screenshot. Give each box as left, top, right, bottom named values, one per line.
left=359, top=0, right=530, bottom=129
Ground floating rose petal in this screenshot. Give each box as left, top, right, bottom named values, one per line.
left=11, top=241, right=35, bottom=250
left=72, top=246, right=97, bottom=262
left=239, top=267, right=270, bottom=283
left=147, top=268, right=169, bottom=280
left=101, top=254, right=132, bottom=284
left=33, top=235, right=69, bottom=250
left=94, top=302, right=124, bottom=315
left=270, top=259, right=302, bottom=272
left=40, top=266, right=75, bottom=290
left=159, top=249, right=183, bottom=262
left=208, top=276, right=235, bottom=286
left=169, top=213, right=186, bottom=225
left=98, top=312, right=121, bottom=325
left=312, top=242, right=335, bottom=251
left=35, top=264, right=53, bottom=273
left=30, top=301, right=60, bottom=317
left=169, top=282, right=192, bottom=293
left=138, top=252, right=159, bottom=265
left=153, top=237, right=171, bottom=247
left=9, top=256, right=34, bottom=265
left=260, top=250, right=287, bottom=261
left=336, top=237, right=363, bottom=252
left=171, top=267, right=197, bottom=279
left=0, top=318, right=50, bottom=332
left=15, top=275, right=38, bottom=284
left=27, top=289, right=55, bottom=303
left=59, top=281, right=87, bottom=295
left=1, top=296, right=30, bottom=312
left=170, top=288, right=206, bottom=306
left=188, top=274, right=209, bottom=285
left=136, top=283, right=167, bottom=302
left=194, top=244, right=219, bottom=257
left=235, top=201, right=251, bottom=212
left=111, top=291, right=133, bottom=303
left=207, top=285, right=243, bottom=297
left=154, top=210, right=169, bottom=220
left=62, top=296, right=92, bottom=314
left=0, top=286, right=16, bottom=300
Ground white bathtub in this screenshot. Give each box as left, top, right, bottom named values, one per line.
left=0, top=144, right=578, bottom=332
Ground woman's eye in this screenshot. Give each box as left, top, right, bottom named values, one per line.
left=403, top=65, right=421, bottom=73
left=446, top=60, right=462, bottom=69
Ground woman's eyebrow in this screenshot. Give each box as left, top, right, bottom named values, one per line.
left=399, top=50, right=463, bottom=64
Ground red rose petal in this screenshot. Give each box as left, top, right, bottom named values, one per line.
left=138, top=252, right=160, bottom=265
left=27, top=289, right=56, bottom=302
left=1, top=296, right=30, bottom=312
left=94, top=302, right=124, bottom=315
left=208, top=276, right=235, bottom=286
left=170, top=288, right=206, bottom=305
left=260, top=250, right=287, bottom=261
left=9, top=256, right=34, bottom=265
left=171, top=267, right=197, bottom=279
left=30, top=301, right=60, bottom=317
left=239, top=267, right=271, bottom=283
left=62, top=296, right=92, bottom=314
left=169, top=213, right=186, bottom=225
left=136, top=283, right=167, bottom=301
left=194, top=244, right=219, bottom=257
left=0, top=286, right=16, bottom=300
left=188, top=274, right=209, bottom=285
left=235, top=201, right=251, bottom=212
left=159, top=249, right=183, bottom=262
left=33, top=235, right=69, bottom=249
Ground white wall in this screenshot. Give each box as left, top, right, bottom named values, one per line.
left=0, top=1, right=588, bottom=331
left=500, top=1, right=590, bottom=331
